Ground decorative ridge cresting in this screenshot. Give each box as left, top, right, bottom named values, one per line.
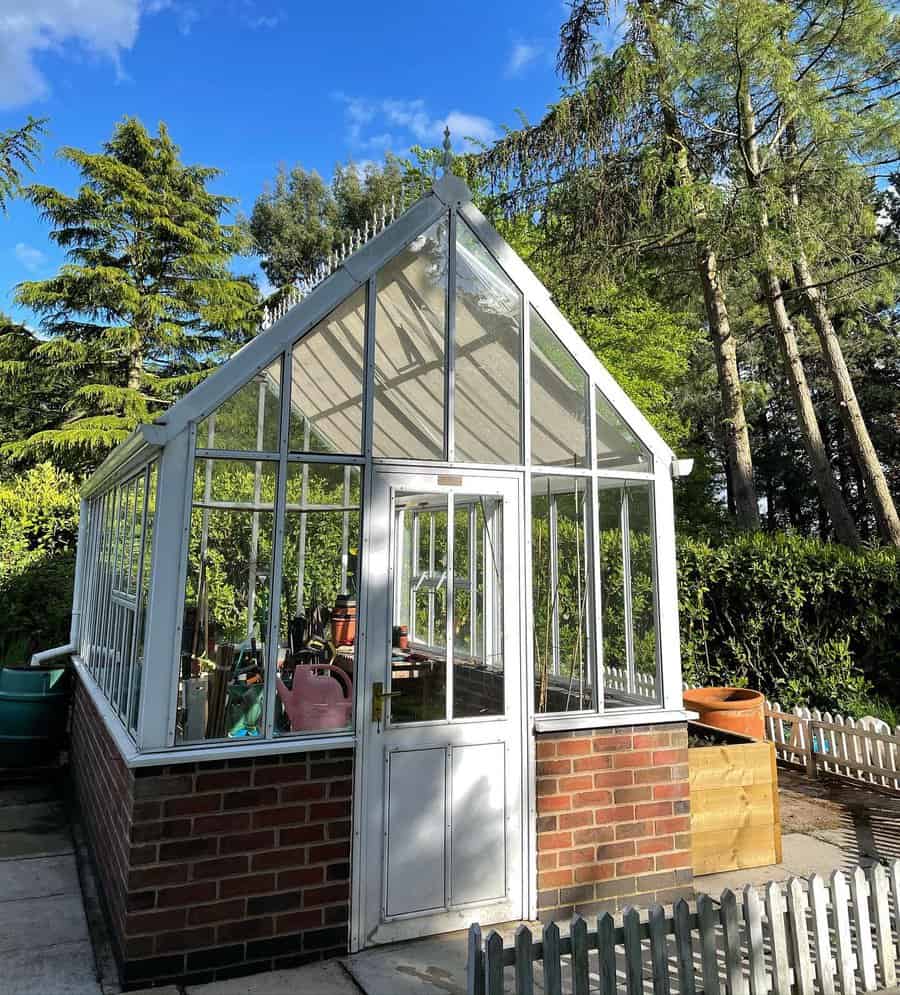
left=260, top=186, right=411, bottom=330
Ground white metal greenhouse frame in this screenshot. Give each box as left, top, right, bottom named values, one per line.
left=36, top=170, right=692, bottom=944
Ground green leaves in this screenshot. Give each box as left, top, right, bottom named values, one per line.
left=678, top=531, right=900, bottom=715
left=6, top=117, right=258, bottom=472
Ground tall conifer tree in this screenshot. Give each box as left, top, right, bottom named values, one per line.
left=6, top=118, right=257, bottom=470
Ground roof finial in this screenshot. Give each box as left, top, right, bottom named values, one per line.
left=441, top=126, right=452, bottom=175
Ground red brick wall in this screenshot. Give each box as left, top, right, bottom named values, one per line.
left=535, top=722, right=692, bottom=920
left=70, top=677, right=353, bottom=990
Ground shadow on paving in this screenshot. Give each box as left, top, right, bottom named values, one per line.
left=0, top=770, right=103, bottom=995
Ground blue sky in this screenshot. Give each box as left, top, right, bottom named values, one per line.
left=0, top=0, right=577, bottom=324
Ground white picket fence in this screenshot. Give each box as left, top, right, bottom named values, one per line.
left=468, top=861, right=900, bottom=995
left=765, top=702, right=900, bottom=792
left=604, top=666, right=657, bottom=698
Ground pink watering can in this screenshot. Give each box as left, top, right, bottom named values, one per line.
left=276, top=665, right=353, bottom=732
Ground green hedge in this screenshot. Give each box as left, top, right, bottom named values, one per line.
left=0, top=464, right=79, bottom=664
left=1, top=465, right=897, bottom=719
left=678, top=532, right=900, bottom=720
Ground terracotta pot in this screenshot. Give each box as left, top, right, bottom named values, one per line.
left=682, top=686, right=766, bottom=739
left=332, top=597, right=357, bottom=647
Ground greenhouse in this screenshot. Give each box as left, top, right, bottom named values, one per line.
left=52, top=167, right=692, bottom=979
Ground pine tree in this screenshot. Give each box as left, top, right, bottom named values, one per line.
left=5, top=118, right=257, bottom=470
left=480, top=0, right=763, bottom=531
left=0, top=117, right=44, bottom=211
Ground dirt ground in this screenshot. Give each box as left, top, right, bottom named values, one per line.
left=777, top=765, right=900, bottom=864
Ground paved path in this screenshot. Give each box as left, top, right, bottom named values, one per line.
left=0, top=778, right=102, bottom=995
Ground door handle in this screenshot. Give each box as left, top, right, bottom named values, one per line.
left=372, top=681, right=402, bottom=723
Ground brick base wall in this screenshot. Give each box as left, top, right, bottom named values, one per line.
left=70, top=677, right=353, bottom=990
left=535, top=722, right=692, bottom=921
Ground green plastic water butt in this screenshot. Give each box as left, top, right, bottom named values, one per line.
left=0, top=666, right=70, bottom=767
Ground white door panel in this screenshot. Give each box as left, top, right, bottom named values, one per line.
left=355, top=470, right=525, bottom=946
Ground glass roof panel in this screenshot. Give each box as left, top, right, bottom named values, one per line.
left=372, top=217, right=448, bottom=460
left=595, top=387, right=652, bottom=472
left=197, top=359, right=281, bottom=453
left=289, top=286, right=366, bottom=455
left=453, top=220, right=522, bottom=464
left=529, top=308, right=589, bottom=467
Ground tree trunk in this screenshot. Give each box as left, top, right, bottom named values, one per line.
left=737, top=84, right=859, bottom=546
left=658, top=99, right=760, bottom=529
left=698, top=247, right=760, bottom=528
left=791, top=253, right=900, bottom=547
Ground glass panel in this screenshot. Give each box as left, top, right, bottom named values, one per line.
left=454, top=221, right=522, bottom=463
left=532, top=475, right=593, bottom=713
left=177, top=458, right=276, bottom=744
left=597, top=481, right=628, bottom=705
left=390, top=493, right=448, bottom=722
left=274, top=463, right=361, bottom=736
left=598, top=481, right=660, bottom=707
left=289, top=287, right=366, bottom=454
left=628, top=483, right=659, bottom=701
left=130, top=462, right=157, bottom=733
left=453, top=496, right=504, bottom=719
left=197, top=358, right=282, bottom=453
left=373, top=218, right=448, bottom=460
left=595, top=388, right=652, bottom=472
left=530, top=309, right=589, bottom=467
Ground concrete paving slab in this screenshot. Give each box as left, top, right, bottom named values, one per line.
left=0, top=825, right=73, bottom=858
left=0, top=799, right=67, bottom=832
left=0, top=782, right=60, bottom=807
left=343, top=925, right=526, bottom=995
left=186, top=960, right=361, bottom=994
left=0, top=851, right=81, bottom=902
left=2, top=938, right=100, bottom=995
left=0, top=890, right=91, bottom=954
left=128, top=988, right=181, bottom=995
left=695, top=832, right=850, bottom=894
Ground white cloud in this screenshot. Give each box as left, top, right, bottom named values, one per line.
left=334, top=94, right=498, bottom=153
left=505, top=40, right=542, bottom=78
left=14, top=242, right=46, bottom=273
left=0, top=0, right=146, bottom=108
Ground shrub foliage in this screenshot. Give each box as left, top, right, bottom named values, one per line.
left=2, top=466, right=896, bottom=718
left=679, top=533, right=900, bottom=717
left=0, top=464, right=79, bottom=663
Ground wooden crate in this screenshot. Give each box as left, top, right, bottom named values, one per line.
left=688, top=727, right=782, bottom=876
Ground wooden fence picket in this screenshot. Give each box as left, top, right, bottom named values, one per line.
left=868, top=864, right=895, bottom=989
left=485, top=930, right=504, bottom=995
left=597, top=913, right=617, bottom=995
left=470, top=858, right=900, bottom=995
left=543, top=921, right=562, bottom=995
left=787, top=877, right=814, bottom=995
left=831, top=869, right=857, bottom=995
left=649, top=905, right=671, bottom=995
left=674, top=898, right=696, bottom=995
left=698, top=892, right=721, bottom=995
left=468, top=921, right=485, bottom=995
left=721, top=889, right=746, bottom=995
left=570, top=915, right=590, bottom=995
left=514, top=924, right=533, bottom=995
left=851, top=865, right=877, bottom=992
left=623, top=906, right=644, bottom=995
left=743, top=885, right=766, bottom=995
left=765, top=880, right=792, bottom=995
left=810, top=873, right=836, bottom=995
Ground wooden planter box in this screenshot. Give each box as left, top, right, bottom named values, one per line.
left=688, top=722, right=782, bottom=876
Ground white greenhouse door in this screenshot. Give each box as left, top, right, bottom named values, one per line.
left=356, top=469, right=525, bottom=947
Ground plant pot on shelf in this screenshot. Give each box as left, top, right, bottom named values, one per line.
left=332, top=595, right=357, bottom=646
left=683, top=686, right=766, bottom=740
